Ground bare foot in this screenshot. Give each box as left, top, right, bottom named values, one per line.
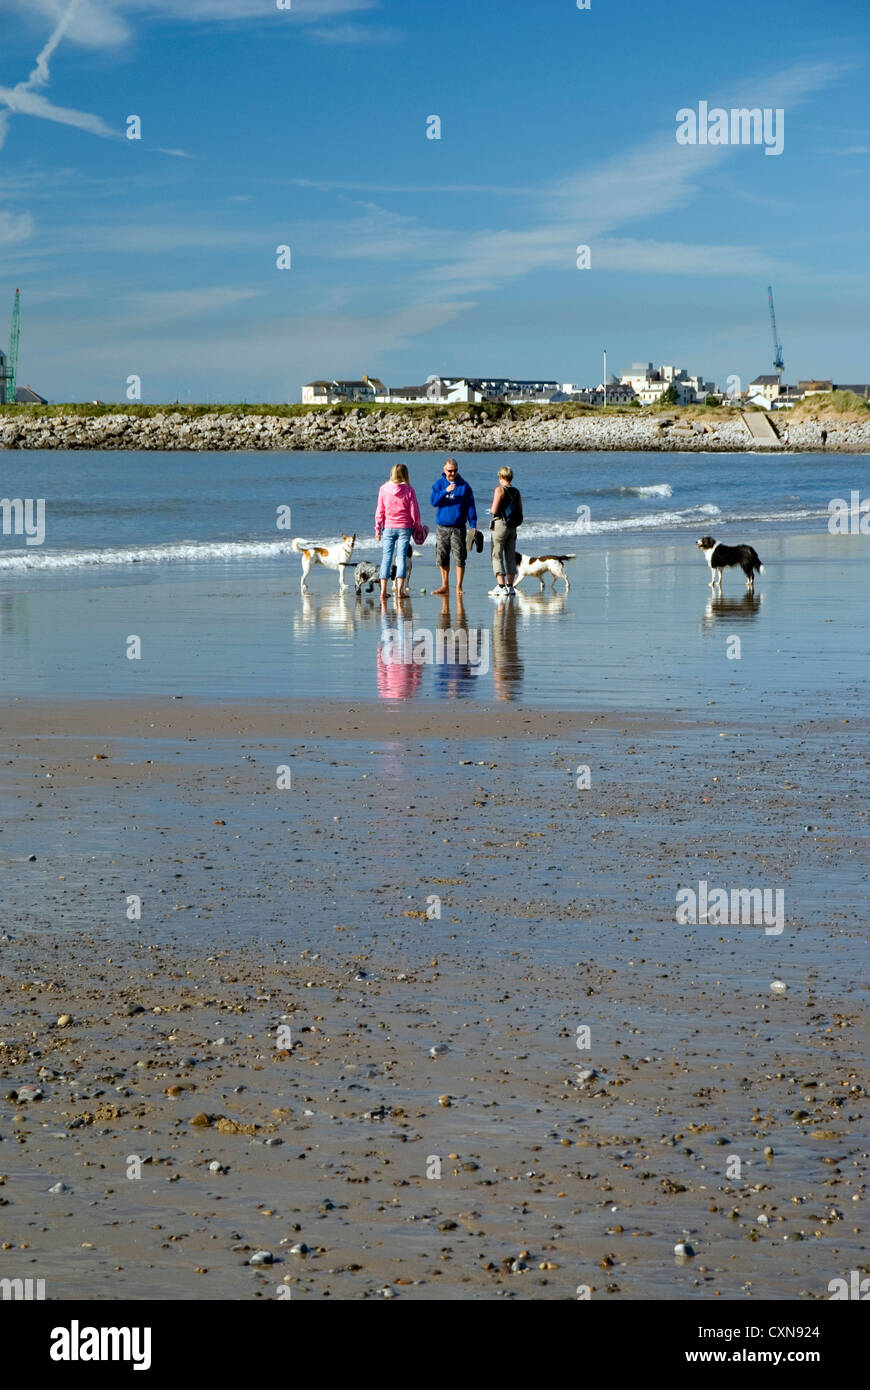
left=432, top=586, right=449, bottom=595
left=455, top=586, right=463, bottom=595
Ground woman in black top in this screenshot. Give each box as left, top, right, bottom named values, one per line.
left=488, top=465, right=523, bottom=597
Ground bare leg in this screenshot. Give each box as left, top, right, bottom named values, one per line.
left=379, top=578, right=388, bottom=605
left=456, top=565, right=465, bottom=595
left=432, top=566, right=449, bottom=596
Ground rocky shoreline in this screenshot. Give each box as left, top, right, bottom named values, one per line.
left=2, top=409, right=868, bottom=452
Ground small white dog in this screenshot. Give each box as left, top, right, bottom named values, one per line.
left=292, top=534, right=355, bottom=590
left=513, top=552, right=575, bottom=592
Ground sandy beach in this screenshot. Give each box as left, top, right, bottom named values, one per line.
left=0, top=449, right=867, bottom=1302
left=1, top=694, right=866, bottom=1301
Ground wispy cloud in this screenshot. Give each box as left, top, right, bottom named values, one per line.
left=0, top=84, right=116, bottom=139
left=286, top=177, right=540, bottom=196
left=130, top=287, right=263, bottom=324
left=0, top=210, right=36, bottom=244
left=592, top=238, right=787, bottom=276
left=0, top=0, right=382, bottom=41
left=0, top=0, right=118, bottom=150
left=423, top=62, right=846, bottom=297
left=309, top=21, right=399, bottom=44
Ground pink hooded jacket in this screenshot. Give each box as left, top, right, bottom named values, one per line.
left=375, top=481, right=422, bottom=535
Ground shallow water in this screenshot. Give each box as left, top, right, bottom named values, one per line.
left=0, top=448, right=864, bottom=568
left=0, top=529, right=866, bottom=714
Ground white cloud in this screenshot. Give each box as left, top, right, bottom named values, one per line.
left=0, top=84, right=116, bottom=138
left=0, top=209, right=36, bottom=243
left=592, top=239, right=785, bottom=276
left=0, top=0, right=378, bottom=39
left=426, top=62, right=845, bottom=298
left=28, top=296, right=470, bottom=401
left=130, top=287, right=263, bottom=323
left=0, top=0, right=131, bottom=49
left=0, top=0, right=120, bottom=149
left=309, top=21, right=399, bottom=44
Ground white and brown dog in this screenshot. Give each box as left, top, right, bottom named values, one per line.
left=513, top=552, right=575, bottom=592
left=293, top=534, right=355, bottom=590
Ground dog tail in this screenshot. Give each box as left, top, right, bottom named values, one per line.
left=557, top=554, right=576, bottom=563
left=291, top=538, right=309, bottom=553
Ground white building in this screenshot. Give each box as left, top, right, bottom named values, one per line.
left=619, top=362, right=716, bottom=405
left=302, top=374, right=386, bottom=404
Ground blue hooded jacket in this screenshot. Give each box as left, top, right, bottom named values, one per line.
left=431, top=474, right=477, bottom=529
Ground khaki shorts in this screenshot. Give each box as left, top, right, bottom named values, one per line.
left=491, top=519, right=517, bottom=577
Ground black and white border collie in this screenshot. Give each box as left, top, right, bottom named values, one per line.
left=696, top=536, right=764, bottom=590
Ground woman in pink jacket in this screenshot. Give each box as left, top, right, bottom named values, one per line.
left=374, top=462, right=423, bottom=603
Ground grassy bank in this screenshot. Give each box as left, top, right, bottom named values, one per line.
left=0, top=399, right=745, bottom=422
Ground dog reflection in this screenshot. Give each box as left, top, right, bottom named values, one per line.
left=701, top=591, right=762, bottom=632
left=294, top=589, right=380, bottom=638
left=514, top=591, right=568, bottom=621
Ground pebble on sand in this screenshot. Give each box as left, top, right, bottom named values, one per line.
left=12, top=1084, right=43, bottom=1103
left=674, top=1242, right=695, bottom=1257
left=769, top=980, right=788, bottom=994
left=249, top=1250, right=274, bottom=1265
left=56, top=1014, right=72, bottom=1028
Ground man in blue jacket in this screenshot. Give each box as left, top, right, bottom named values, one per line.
left=430, top=457, right=477, bottom=595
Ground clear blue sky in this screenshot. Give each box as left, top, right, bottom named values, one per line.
left=0, top=0, right=868, bottom=402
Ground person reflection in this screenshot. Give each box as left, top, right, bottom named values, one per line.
left=491, top=596, right=524, bottom=702
left=376, top=605, right=423, bottom=700
left=432, top=593, right=478, bottom=700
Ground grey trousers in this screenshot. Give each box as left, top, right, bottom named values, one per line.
left=491, top=519, right=517, bottom=578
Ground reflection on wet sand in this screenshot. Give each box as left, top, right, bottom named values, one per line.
left=514, top=591, right=568, bottom=621
left=491, top=598, right=524, bottom=702
left=375, top=594, right=494, bottom=701
left=0, top=594, right=27, bottom=638
left=293, top=589, right=381, bottom=638
left=701, top=591, right=763, bottom=632
left=376, top=599, right=422, bottom=700
left=433, top=595, right=478, bottom=700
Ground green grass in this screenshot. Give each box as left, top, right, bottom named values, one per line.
left=790, top=390, right=870, bottom=416
left=0, top=400, right=746, bottom=422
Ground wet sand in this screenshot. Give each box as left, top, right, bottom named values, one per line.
left=0, top=700, right=866, bottom=1300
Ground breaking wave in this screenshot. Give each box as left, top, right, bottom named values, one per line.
left=0, top=503, right=830, bottom=569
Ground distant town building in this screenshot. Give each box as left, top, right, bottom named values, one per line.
left=15, top=384, right=47, bottom=404
left=747, top=377, right=870, bottom=410
left=301, top=374, right=385, bottom=404
left=619, top=362, right=715, bottom=405
left=300, top=364, right=722, bottom=408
